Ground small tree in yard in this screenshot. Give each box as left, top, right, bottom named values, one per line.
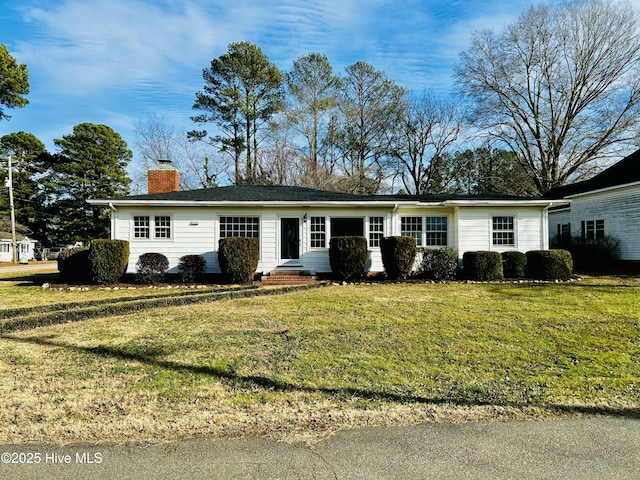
left=136, top=253, right=169, bottom=284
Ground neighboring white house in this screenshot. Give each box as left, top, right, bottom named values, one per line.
left=547, top=149, right=640, bottom=261
left=89, top=165, right=560, bottom=275
left=0, top=217, right=37, bottom=263
left=0, top=236, right=36, bottom=263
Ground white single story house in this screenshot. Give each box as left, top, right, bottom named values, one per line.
left=0, top=236, right=36, bottom=263
left=89, top=165, right=562, bottom=275
left=547, top=149, right=640, bottom=261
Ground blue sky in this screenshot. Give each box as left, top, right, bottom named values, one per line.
left=0, top=0, right=601, bottom=164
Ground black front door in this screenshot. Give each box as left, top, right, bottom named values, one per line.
left=280, top=218, right=300, bottom=260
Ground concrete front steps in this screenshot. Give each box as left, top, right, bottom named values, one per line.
left=261, top=270, right=319, bottom=286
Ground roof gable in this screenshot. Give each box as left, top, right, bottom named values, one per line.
left=547, top=149, right=640, bottom=198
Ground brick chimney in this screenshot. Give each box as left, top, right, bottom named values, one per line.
left=148, top=159, right=179, bottom=194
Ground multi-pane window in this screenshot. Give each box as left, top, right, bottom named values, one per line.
left=0, top=243, right=9, bottom=253
left=369, top=216, right=384, bottom=248
left=582, top=219, right=604, bottom=240
left=154, top=216, right=171, bottom=239
left=425, top=216, right=448, bottom=246
left=492, top=216, right=515, bottom=246
left=219, top=216, right=260, bottom=238
left=310, top=216, right=326, bottom=248
left=401, top=217, right=423, bottom=246
left=133, top=216, right=150, bottom=239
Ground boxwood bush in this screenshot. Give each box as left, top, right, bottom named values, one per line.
left=381, top=236, right=417, bottom=279
left=501, top=251, right=527, bottom=278
left=525, top=249, right=573, bottom=279
left=89, top=239, right=130, bottom=285
left=329, top=236, right=368, bottom=281
left=218, top=237, right=260, bottom=284
left=463, top=251, right=504, bottom=281
left=136, top=252, right=169, bottom=284
left=420, top=247, right=459, bottom=281
left=57, top=246, right=92, bottom=284
left=178, top=254, right=207, bottom=283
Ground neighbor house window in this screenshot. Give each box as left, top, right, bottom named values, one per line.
left=425, top=216, right=448, bottom=246
left=154, top=215, right=172, bottom=239
left=219, top=216, right=260, bottom=239
left=401, top=216, right=423, bottom=246
left=492, top=216, right=515, bottom=246
left=369, top=216, right=384, bottom=248
left=133, top=216, right=150, bottom=239
left=581, top=219, right=604, bottom=240
left=0, top=243, right=9, bottom=253
left=310, top=216, right=326, bottom=248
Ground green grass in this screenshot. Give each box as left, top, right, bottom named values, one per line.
left=0, top=276, right=638, bottom=444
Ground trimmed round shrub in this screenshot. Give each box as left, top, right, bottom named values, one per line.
left=329, top=236, right=368, bottom=281
left=178, top=254, right=207, bottom=283
left=463, top=251, right=504, bottom=281
left=136, top=252, right=169, bottom=284
left=420, top=247, right=459, bottom=281
left=218, top=237, right=259, bottom=284
left=57, top=246, right=92, bottom=284
left=502, top=251, right=527, bottom=279
left=89, top=239, right=130, bottom=285
left=525, top=250, right=573, bottom=279
left=381, top=236, right=417, bottom=279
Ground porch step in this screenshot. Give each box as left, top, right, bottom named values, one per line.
left=261, top=270, right=319, bottom=286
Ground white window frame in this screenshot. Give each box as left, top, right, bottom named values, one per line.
left=219, top=216, right=260, bottom=239
left=368, top=216, right=385, bottom=248
left=492, top=215, right=515, bottom=247
left=401, top=216, right=423, bottom=247
left=154, top=215, right=172, bottom=239
left=425, top=216, right=448, bottom=247
left=309, top=216, right=326, bottom=249
left=133, top=215, right=150, bottom=239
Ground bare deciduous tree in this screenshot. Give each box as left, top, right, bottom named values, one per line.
left=455, top=0, right=640, bottom=193
left=389, top=92, right=462, bottom=194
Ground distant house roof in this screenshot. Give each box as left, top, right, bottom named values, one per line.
left=91, top=184, right=552, bottom=207
left=547, top=149, right=640, bottom=198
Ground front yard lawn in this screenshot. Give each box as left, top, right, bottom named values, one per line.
left=0, top=277, right=638, bottom=444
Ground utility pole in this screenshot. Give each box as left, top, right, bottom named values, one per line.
left=7, top=155, right=17, bottom=264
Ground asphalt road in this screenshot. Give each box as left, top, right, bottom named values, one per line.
left=1, top=417, right=639, bottom=479
left=0, top=262, right=58, bottom=275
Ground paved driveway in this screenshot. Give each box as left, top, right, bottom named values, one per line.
left=1, top=418, right=638, bottom=479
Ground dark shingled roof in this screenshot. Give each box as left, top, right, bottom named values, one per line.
left=546, top=149, right=640, bottom=198
left=104, top=185, right=539, bottom=203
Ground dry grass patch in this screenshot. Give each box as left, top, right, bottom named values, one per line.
left=0, top=278, right=638, bottom=445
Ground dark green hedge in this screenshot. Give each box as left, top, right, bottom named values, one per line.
left=218, top=237, right=260, bottom=284
left=178, top=254, right=207, bottom=283
left=88, top=239, right=130, bottom=285
left=57, top=247, right=92, bottom=284
left=463, top=251, right=504, bottom=281
left=329, top=236, right=368, bottom=280
left=381, top=236, right=417, bottom=279
left=525, top=250, right=573, bottom=279
left=502, top=251, right=527, bottom=279
left=420, top=247, right=459, bottom=281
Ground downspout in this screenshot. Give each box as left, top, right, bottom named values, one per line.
left=108, top=202, right=117, bottom=240
left=392, top=203, right=398, bottom=236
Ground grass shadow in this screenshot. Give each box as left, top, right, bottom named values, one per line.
left=4, top=333, right=639, bottom=420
